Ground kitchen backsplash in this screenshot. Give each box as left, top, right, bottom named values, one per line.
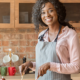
left=0, top=28, right=39, bottom=73
left=0, top=27, right=80, bottom=73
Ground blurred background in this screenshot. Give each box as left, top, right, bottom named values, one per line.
left=0, top=0, right=80, bottom=77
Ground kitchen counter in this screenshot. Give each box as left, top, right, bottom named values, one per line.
left=71, top=73, right=80, bottom=80
left=0, top=73, right=35, bottom=80
left=0, top=73, right=80, bottom=80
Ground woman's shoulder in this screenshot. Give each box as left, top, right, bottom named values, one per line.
left=60, top=26, right=77, bottom=41
left=67, top=26, right=77, bottom=36
left=64, top=26, right=78, bottom=41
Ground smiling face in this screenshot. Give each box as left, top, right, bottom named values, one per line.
left=41, top=2, right=59, bottom=26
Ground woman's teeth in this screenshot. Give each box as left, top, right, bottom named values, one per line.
left=46, top=18, right=52, bottom=22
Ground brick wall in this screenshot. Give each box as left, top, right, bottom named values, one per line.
left=0, top=28, right=39, bottom=73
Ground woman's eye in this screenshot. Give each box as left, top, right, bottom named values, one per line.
left=41, top=12, right=45, bottom=14
left=49, top=10, right=53, bottom=13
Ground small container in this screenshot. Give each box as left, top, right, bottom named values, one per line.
left=23, top=56, right=29, bottom=74
left=23, top=56, right=26, bottom=63
left=1, top=76, right=5, bottom=80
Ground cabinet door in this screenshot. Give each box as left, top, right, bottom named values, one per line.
left=60, top=0, right=80, bottom=3
left=0, top=0, right=14, bottom=28
left=15, top=0, right=36, bottom=28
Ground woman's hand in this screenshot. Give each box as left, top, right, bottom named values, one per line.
left=19, top=61, right=33, bottom=75
left=37, top=62, right=50, bottom=79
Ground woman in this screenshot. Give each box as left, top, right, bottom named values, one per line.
left=19, top=0, right=80, bottom=80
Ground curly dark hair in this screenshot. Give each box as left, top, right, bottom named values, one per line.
left=32, top=0, right=75, bottom=31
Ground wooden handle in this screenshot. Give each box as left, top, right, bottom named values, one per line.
left=9, top=51, right=11, bottom=67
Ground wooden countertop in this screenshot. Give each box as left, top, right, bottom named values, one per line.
left=71, top=73, right=80, bottom=80
left=0, top=73, right=80, bottom=80
left=0, top=73, right=35, bottom=80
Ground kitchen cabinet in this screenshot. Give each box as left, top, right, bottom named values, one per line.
left=15, top=0, right=36, bottom=28
left=0, top=0, right=80, bottom=28
left=15, top=0, right=80, bottom=28
left=0, top=0, right=14, bottom=28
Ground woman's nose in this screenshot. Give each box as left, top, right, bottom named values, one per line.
left=45, top=12, right=50, bottom=17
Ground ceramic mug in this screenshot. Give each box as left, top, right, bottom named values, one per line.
left=3, top=55, right=10, bottom=63
left=12, top=54, right=19, bottom=62
left=8, top=66, right=16, bottom=76
left=1, top=67, right=7, bottom=76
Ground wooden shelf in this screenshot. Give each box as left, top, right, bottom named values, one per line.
left=39, top=23, right=80, bottom=29
left=15, top=23, right=80, bottom=28
left=60, top=0, right=80, bottom=3
left=15, top=23, right=35, bottom=28
left=70, top=23, right=80, bottom=27
left=17, top=0, right=80, bottom=3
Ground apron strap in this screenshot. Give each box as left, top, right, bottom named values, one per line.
left=38, top=25, right=62, bottom=42
left=38, top=28, right=49, bottom=41
left=54, top=25, right=62, bottom=42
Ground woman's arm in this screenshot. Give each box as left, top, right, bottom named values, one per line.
left=49, top=33, right=80, bottom=74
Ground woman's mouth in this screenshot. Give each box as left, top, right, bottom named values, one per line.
left=46, top=18, right=53, bottom=22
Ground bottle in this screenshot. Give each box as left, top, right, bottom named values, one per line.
left=23, top=56, right=26, bottom=63
left=23, top=56, right=30, bottom=74
left=1, top=76, right=5, bottom=80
